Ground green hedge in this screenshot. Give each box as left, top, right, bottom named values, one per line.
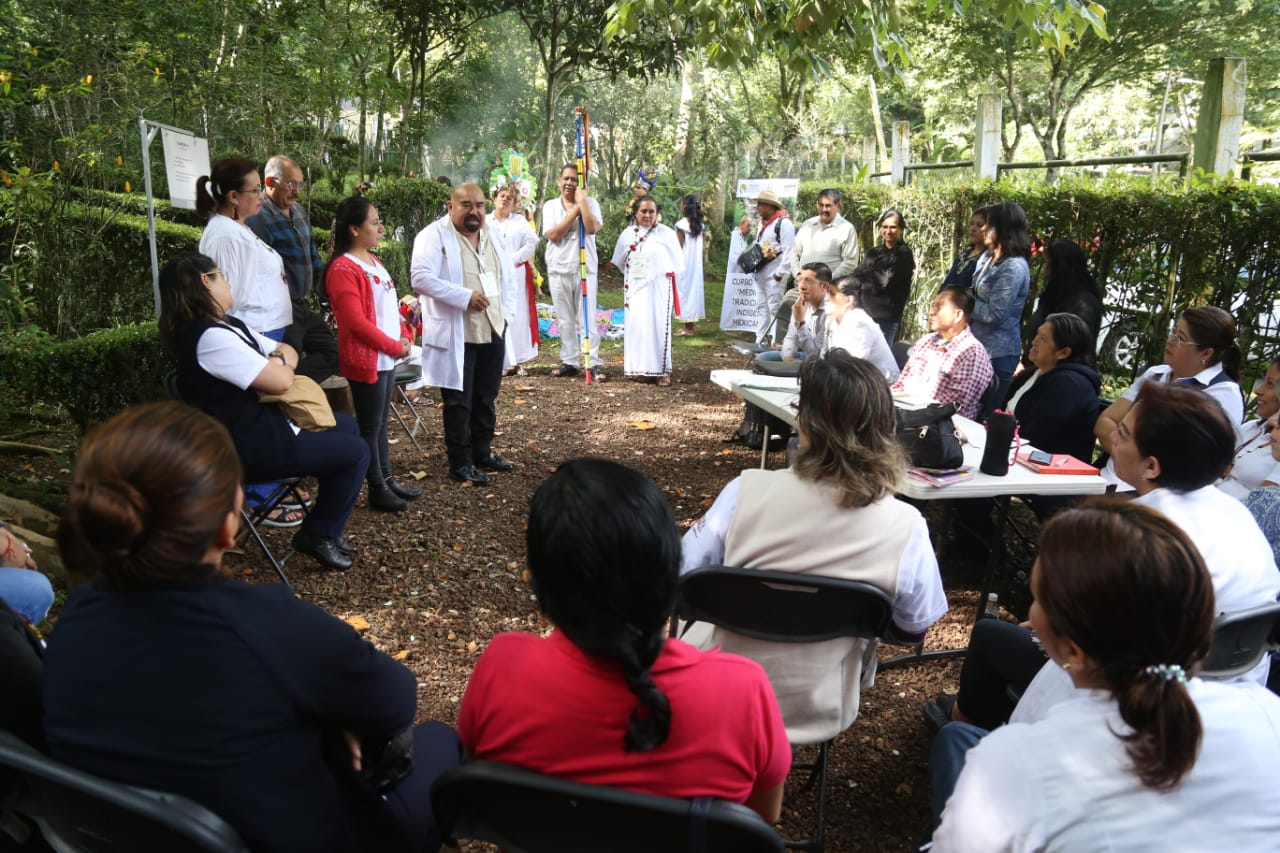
left=796, top=176, right=1280, bottom=384
left=5, top=322, right=172, bottom=431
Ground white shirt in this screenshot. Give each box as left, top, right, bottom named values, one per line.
left=541, top=196, right=602, bottom=275
left=346, top=254, right=401, bottom=371
left=1219, top=418, right=1280, bottom=501
left=681, top=475, right=946, bottom=634
left=493, top=213, right=539, bottom=266
left=935, top=681, right=1280, bottom=853
left=195, top=323, right=300, bottom=437
left=199, top=214, right=292, bottom=333
left=1012, top=483, right=1280, bottom=722
left=1101, top=362, right=1245, bottom=487
left=825, top=306, right=901, bottom=382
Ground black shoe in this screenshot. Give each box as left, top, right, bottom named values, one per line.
left=449, top=464, right=491, bottom=486
left=334, top=536, right=355, bottom=556
left=386, top=478, right=422, bottom=501
left=292, top=530, right=354, bottom=572
left=473, top=452, right=514, bottom=472
left=367, top=485, right=407, bottom=512
left=923, top=693, right=957, bottom=735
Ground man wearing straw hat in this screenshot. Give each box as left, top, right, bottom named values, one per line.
left=737, top=188, right=795, bottom=346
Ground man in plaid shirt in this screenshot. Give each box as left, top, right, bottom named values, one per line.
left=246, top=155, right=339, bottom=382
left=891, top=288, right=994, bottom=420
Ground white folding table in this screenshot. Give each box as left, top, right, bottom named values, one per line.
left=709, top=368, right=1110, bottom=630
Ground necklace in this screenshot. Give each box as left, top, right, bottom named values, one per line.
left=628, top=225, right=653, bottom=253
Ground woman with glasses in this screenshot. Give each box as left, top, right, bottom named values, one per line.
left=1095, top=305, right=1243, bottom=488
left=197, top=158, right=292, bottom=343
left=1219, top=355, right=1280, bottom=501
left=198, top=158, right=301, bottom=527
left=325, top=197, right=419, bottom=514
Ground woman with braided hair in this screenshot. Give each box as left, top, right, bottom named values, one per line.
left=931, top=500, right=1280, bottom=851
left=457, top=458, right=790, bottom=822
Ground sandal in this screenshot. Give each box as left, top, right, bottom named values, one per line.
left=551, top=365, right=580, bottom=378
left=656, top=374, right=672, bottom=387
left=589, top=370, right=608, bottom=383
left=259, top=506, right=305, bottom=528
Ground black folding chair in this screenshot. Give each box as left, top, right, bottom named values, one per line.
left=163, top=371, right=299, bottom=589
left=0, top=730, right=249, bottom=853
left=1201, top=601, right=1280, bottom=679
left=431, top=760, right=783, bottom=853
left=676, top=565, right=894, bottom=853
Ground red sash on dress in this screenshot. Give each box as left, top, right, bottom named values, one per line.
left=519, top=261, right=540, bottom=345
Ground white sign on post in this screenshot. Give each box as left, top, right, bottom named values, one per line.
left=161, top=129, right=210, bottom=210
left=719, top=177, right=800, bottom=334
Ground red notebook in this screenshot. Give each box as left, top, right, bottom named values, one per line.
left=1017, top=451, right=1099, bottom=475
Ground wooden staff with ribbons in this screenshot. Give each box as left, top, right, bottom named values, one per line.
left=574, top=106, right=594, bottom=384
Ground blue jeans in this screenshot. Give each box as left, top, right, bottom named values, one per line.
left=985, top=354, right=1020, bottom=419
left=755, top=350, right=784, bottom=362
left=0, top=568, right=55, bottom=624
left=928, top=721, right=989, bottom=838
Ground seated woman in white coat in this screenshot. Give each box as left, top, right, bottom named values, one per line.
left=611, top=195, right=684, bottom=386
left=824, top=272, right=900, bottom=382
left=931, top=500, right=1280, bottom=852
left=681, top=350, right=946, bottom=745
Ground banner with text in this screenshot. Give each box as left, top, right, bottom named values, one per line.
left=719, top=177, right=799, bottom=333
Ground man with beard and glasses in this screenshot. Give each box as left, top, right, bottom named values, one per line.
left=411, top=183, right=518, bottom=486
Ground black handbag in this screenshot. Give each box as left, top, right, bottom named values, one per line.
left=736, top=242, right=767, bottom=273
left=896, top=402, right=963, bottom=469
left=736, top=219, right=783, bottom=273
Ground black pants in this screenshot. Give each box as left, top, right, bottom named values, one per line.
left=284, top=299, right=340, bottom=382
left=441, top=330, right=504, bottom=469
left=251, top=413, right=369, bottom=540
left=349, top=368, right=396, bottom=487
left=955, top=618, right=1047, bottom=730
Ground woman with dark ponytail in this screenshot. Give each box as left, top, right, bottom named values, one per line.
left=457, top=458, right=790, bottom=822
left=932, top=500, right=1280, bottom=851
left=324, top=196, right=419, bottom=513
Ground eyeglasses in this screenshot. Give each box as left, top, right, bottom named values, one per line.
left=238, top=185, right=264, bottom=196
left=1169, top=331, right=1202, bottom=347
left=274, top=179, right=305, bottom=191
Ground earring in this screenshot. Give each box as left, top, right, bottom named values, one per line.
left=1201, top=358, right=1207, bottom=366
left=233, top=203, right=239, bottom=222
left=1061, top=662, right=1072, bottom=672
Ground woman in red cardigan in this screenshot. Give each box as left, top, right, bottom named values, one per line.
left=325, top=197, right=419, bottom=512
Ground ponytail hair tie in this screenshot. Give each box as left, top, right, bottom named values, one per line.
left=204, top=181, right=219, bottom=201
left=1142, top=663, right=1188, bottom=684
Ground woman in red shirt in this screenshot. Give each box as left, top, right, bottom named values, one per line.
left=325, top=197, right=419, bottom=513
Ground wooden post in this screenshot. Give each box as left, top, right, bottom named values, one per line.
left=1192, top=57, right=1246, bottom=176
left=974, top=93, right=1002, bottom=180
left=861, top=136, right=877, bottom=172
left=891, top=121, right=910, bottom=185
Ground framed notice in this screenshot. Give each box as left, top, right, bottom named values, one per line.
left=161, top=129, right=210, bottom=210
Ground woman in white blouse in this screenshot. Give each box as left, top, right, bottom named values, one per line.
left=824, top=273, right=900, bottom=381
left=1219, top=355, right=1280, bottom=500
left=932, top=500, right=1280, bottom=852
left=196, top=158, right=292, bottom=340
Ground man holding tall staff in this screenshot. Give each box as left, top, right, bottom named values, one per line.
left=541, top=163, right=606, bottom=381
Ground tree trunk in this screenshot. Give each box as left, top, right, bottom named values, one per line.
left=868, top=75, right=887, bottom=172
left=673, top=55, right=696, bottom=171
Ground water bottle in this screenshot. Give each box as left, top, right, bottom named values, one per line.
left=983, top=592, right=1000, bottom=620
left=980, top=410, right=1017, bottom=476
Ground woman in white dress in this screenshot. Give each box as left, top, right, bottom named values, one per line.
left=491, top=185, right=540, bottom=375
left=674, top=194, right=706, bottom=336
left=611, top=195, right=684, bottom=386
